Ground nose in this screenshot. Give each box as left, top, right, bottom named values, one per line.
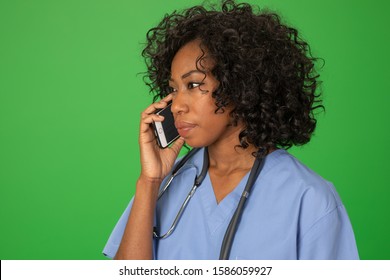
left=171, top=90, right=189, bottom=116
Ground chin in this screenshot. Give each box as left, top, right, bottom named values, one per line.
left=185, top=143, right=203, bottom=149
left=184, top=139, right=208, bottom=149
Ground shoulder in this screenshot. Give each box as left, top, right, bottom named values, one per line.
left=258, top=149, right=344, bottom=227
left=262, top=149, right=341, bottom=203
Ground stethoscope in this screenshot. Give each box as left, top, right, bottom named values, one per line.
left=153, top=147, right=265, bottom=260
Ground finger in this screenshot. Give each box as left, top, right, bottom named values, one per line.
left=162, top=94, right=173, bottom=102
left=141, top=114, right=164, bottom=124
left=140, top=115, right=164, bottom=133
left=143, top=94, right=173, bottom=115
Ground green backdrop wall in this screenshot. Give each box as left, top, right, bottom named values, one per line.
left=0, top=0, right=389, bottom=260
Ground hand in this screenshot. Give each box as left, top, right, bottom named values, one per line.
left=138, top=94, right=185, bottom=183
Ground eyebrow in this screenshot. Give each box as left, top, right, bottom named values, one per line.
left=169, top=70, right=206, bottom=81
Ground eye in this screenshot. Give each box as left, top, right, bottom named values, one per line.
left=167, top=86, right=177, bottom=93
left=188, top=82, right=203, bottom=89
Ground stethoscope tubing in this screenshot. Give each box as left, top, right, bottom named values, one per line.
left=153, top=148, right=206, bottom=239
left=157, top=147, right=202, bottom=199
left=153, top=147, right=265, bottom=260
left=219, top=154, right=265, bottom=260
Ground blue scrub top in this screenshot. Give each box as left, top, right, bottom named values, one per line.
left=103, top=149, right=359, bottom=259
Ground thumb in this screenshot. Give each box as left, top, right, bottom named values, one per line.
left=169, top=137, right=185, bottom=156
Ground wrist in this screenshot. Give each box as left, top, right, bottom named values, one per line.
left=135, top=176, right=162, bottom=199
left=138, top=174, right=163, bottom=186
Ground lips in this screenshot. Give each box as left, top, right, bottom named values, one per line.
left=175, top=121, right=196, bottom=137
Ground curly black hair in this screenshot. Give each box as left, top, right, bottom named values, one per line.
left=142, top=0, right=323, bottom=154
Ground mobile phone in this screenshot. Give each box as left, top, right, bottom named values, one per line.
left=152, top=102, right=180, bottom=149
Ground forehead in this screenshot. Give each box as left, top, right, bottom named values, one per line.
left=171, top=40, right=210, bottom=73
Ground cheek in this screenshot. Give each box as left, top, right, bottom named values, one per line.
left=187, top=115, right=232, bottom=147
left=202, top=114, right=231, bottom=135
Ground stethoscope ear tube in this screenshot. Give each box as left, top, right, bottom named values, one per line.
left=154, top=148, right=206, bottom=239
left=158, top=148, right=202, bottom=199
left=195, top=148, right=209, bottom=186
left=154, top=146, right=266, bottom=259
left=219, top=155, right=265, bottom=260
left=172, top=148, right=202, bottom=176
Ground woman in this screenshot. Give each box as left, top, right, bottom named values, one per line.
left=103, top=0, right=359, bottom=259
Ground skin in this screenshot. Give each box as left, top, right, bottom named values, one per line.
left=114, top=39, right=258, bottom=259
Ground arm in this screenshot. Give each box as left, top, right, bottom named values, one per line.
left=114, top=177, right=160, bottom=259
left=114, top=94, right=184, bottom=260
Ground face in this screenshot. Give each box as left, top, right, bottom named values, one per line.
left=169, top=40, right=242, bottom=148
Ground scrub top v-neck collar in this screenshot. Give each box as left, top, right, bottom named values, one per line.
left=198, top=170, right=251, bottom=236
left=193, top=148, right=284, bottom=237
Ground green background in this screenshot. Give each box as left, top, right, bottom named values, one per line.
left=0, top=0, right=389, bottom=260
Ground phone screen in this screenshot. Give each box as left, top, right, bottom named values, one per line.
left=152, top=103, right=180, bottom=148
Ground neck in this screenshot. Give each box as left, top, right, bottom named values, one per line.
left=207, top=138, right=258, bottom=175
